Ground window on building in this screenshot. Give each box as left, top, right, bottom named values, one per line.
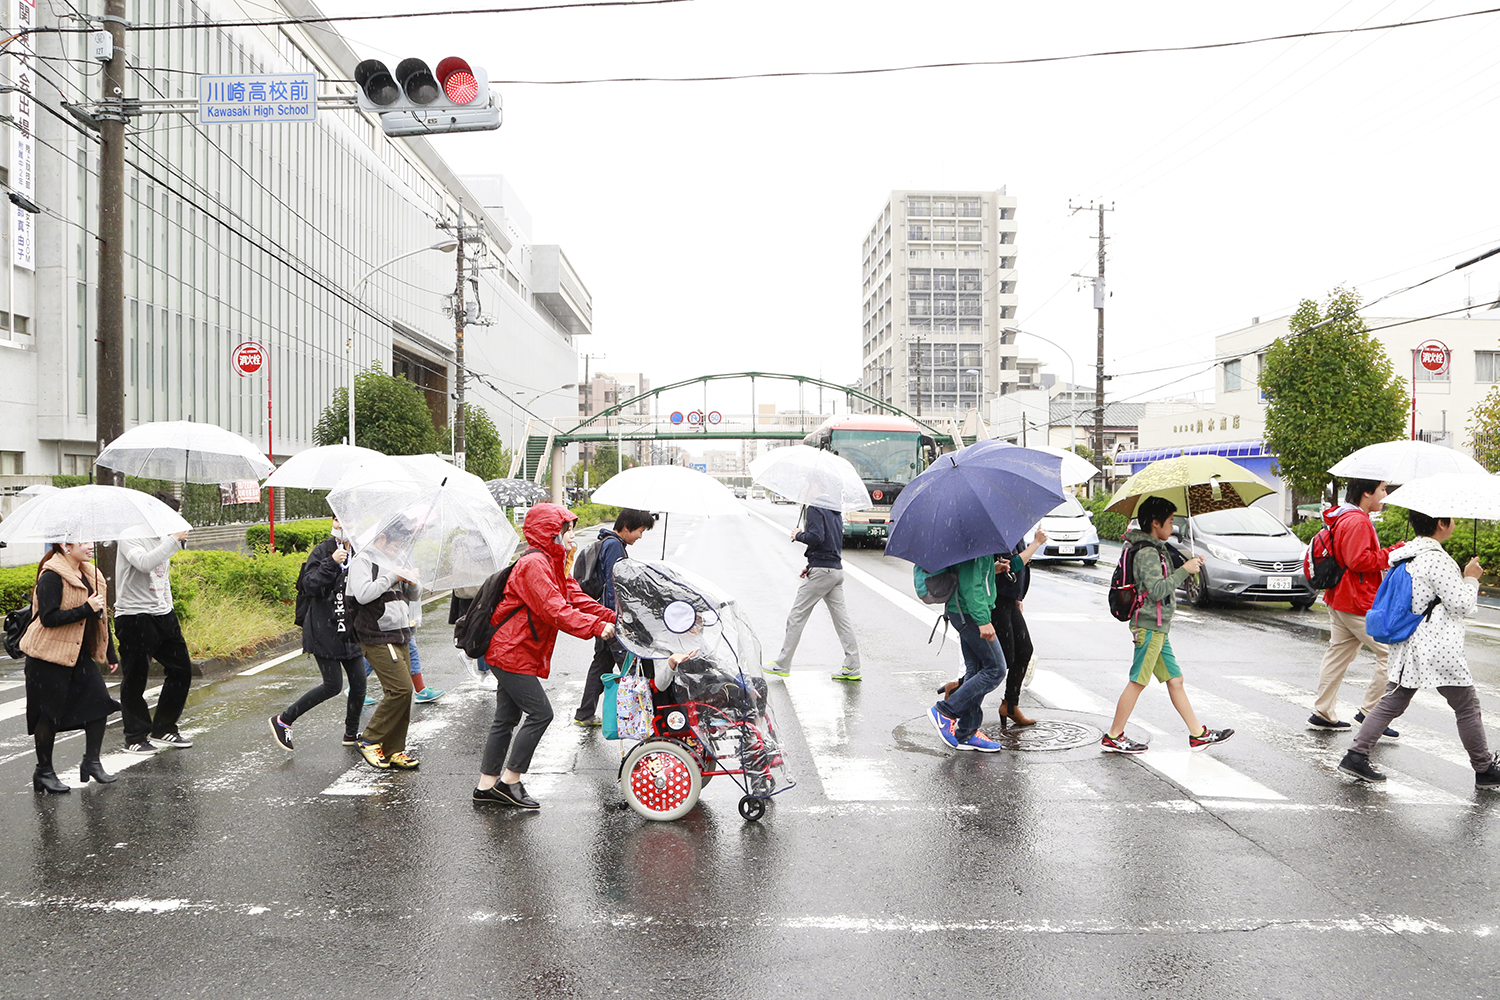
left=1233, top=415, right=1240, bottom=429
left=1477, top=351, right=1500, bottom=383
left=0, top=451, right=22, bottom=474
left=1412, top=350, right=1450, bottom=382
left=1224, top=358, right=1242, bottom=392
left=908, top=197, right=930, bottom=217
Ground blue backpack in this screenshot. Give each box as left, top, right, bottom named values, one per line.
left=1365, top=560, right=1439, bottom=644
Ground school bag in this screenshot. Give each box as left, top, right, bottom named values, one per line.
left=913, top=565, right=959, bottom=605
left=1364, top=560, right=1439, bottom=644
left=572, top=538, right=607, bottom=601
left=1303, top=510, right=1358, bottom=590
left=1108, top=542, right=1172, bottom=624
left=453, top=547, right=543, bottom=659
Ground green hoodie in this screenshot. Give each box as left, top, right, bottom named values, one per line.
left=946, top=555, right=997, bottom=621
left=1124, top=528, right=1192, bottom=632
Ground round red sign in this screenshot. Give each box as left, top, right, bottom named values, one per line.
left=872, top=490, right=884, bottom=501
left=232, top=341, right=266, bottom=377
left=1417, top=339, right=1450, bottom=374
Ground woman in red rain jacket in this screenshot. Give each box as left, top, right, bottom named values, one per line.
left=474, top=503, right=616, bottom=809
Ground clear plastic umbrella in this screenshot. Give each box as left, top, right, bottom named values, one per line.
left=263, top=444, right=385, bottom=490
left=1383, top=473, right=1500, bottom=519
left=0, top=485, right=191, bottom=544
left=591, top=465, right=744, bottom=558
left=327, top=457, right=515, bottom=591
left=95, top=420, right=273, bottom=483
left=1330, top=440, right=1488, bottom=482
left=749, top=445, right=870, bottom=512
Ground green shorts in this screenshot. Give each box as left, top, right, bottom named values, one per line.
left=1130, top=629, right=1182, bottom=685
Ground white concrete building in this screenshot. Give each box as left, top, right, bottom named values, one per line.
left=0, top=0, right=585, bottom=479
left=857, top=190, right=1019, bottom=418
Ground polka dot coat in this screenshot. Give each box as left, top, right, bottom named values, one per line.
left=1384, top=536, right=1479, bottom=690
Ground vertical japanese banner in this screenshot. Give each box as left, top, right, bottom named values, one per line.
left=11, top=0, right=35, bottom=271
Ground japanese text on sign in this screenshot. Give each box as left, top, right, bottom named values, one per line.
left=198, top=74, right=317, bottom=123
left=10, top=0, right=35, bottom=272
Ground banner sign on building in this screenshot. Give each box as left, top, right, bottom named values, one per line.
left=11, top=0, right=35, bottom=271
left=198, top=74, right=317, bottom=124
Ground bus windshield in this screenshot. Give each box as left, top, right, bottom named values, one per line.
left=831, top=430, right=922, bottom=485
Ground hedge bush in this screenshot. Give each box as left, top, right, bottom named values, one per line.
left=245, top=518, right=332, bottom=554
left=569, top=503, right=623, bottom=530
left=0, top=564, right=37, bottom=614
left=1081, top=492, right=1129, bottom=545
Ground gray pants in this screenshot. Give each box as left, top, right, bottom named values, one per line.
left=1353, top=682, right=1492, bottom=770
left=774, top=567, right=860, bottom=673
left=481, top=670, right=553, bottom=775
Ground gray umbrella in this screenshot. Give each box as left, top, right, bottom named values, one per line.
left=484, top=478, right=550, bottom=507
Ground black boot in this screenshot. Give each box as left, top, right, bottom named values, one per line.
left=80, top=757, right=117, bottom=784
left=33, top=732, right=70, bottom=794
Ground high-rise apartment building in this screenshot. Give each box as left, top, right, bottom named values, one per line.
left=858, top=190, right=1019, bottom=417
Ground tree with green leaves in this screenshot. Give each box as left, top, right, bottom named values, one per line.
left=1467, top=386, right=1500, bottom=472
left=462, top=405, right=513, bottom=481
left=313, top=366, right=440, bottom=455
left=568, top=444, right=639, bottom=489
left=1260, top=287, right=1408, bottom=504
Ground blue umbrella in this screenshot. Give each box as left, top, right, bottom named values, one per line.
left=887, top=441, right=1065, bottom=573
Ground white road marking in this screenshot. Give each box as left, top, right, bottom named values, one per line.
left=781, top=674, right=897, bottom=801
left=239, top=649, right=303, bottom=676
left=1141, top=749, right=1286, bottom=800
left=1026, top=669, right=1168, bottom=736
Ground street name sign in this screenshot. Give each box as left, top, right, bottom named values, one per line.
left=199, top=74, right=317, bottom=123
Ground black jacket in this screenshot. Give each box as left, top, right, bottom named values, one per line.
left=796, top=506, right=844, bottom=570
left=300, top=537, right=361, bottom=660
left=994, top=544, right=1031, bottom=603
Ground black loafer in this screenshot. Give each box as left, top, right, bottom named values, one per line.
left=497, top=780, right=540, bottom=809
left=472, top=785, right=510, bottom=804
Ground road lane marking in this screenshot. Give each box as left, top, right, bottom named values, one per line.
left=1026, top=669, right=1167, bottom=736
left=239, top=649, right=304, bottom=676
left=1139, top=750, right=1286, bottom=800
left=780, top=674, right=897, bottom=801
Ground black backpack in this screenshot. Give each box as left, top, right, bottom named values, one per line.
left=572, top=538, right=607, bottom=601
left=3, top=603, right=32, bottom=659
left=454, top=548, right=543, bottom=659
left=1303, top=511, right=1355, bottom=590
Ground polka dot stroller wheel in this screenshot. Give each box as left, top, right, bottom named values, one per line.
left=621, top=740, right=703, bottom=822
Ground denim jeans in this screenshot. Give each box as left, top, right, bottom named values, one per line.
left=936, top=610, right=1008, bottom=741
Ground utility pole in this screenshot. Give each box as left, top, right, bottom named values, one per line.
left=579, top=352, right=606, bottom=483
left=94, top=0, right=129, bottom=590
left=451, top=203, right=467, bottom=472
left=910, top=335, right=924, bottom=417
left=1070, top=200, right=1114, bottom=472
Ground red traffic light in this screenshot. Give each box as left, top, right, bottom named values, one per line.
left=436, top=57, right=479, bottom=105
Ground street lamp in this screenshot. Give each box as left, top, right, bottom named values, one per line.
left=1004, top=325, right=1077, bottom=453
left=345, top=237, right=461, bottom=446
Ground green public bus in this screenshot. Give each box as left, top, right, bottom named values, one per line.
left=802, top=414, right=937, bottom=545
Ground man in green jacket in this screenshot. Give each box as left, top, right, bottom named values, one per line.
left=928, top=553, right=1007, bottom=752
left=1101, top=496, right=1234, bottom=754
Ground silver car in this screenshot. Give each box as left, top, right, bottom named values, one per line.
left=1029, top=495, right=1101, bottom=566
left=1173, top=506, right=1315, bottom=609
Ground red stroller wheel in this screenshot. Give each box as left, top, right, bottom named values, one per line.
left=621, top=741, right=703, bottom=821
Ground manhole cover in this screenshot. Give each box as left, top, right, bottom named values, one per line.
left=992, top=719, right=1101, bottom=752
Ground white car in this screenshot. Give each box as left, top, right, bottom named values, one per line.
left=1028, top=496, right=1101, bottom=566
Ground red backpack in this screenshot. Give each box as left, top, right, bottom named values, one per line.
left=1303, top=510, right=1357, bottom=590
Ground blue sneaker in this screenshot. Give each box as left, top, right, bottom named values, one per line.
left=929, top=706, right=960, bottom=750
left=764, top=662, right=790, bottom=678
left=414, top=687, right=445, bottom=704
left=364, top=693, right=379, bottom=707
left=957, top=731, right=1002, bottom=753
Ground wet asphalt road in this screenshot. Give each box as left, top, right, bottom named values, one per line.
left=3, top=499, right=1500, bottom=999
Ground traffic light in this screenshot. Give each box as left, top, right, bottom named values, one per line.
left=354, top=56, right=502, bottom=137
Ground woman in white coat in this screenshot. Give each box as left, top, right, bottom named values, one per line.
left=1339, top=508, right=1500, bottom=788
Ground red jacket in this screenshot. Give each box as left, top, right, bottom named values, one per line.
left=486, top=503, right=615, bottom=678
left=1321, top=502, right=1402, bottom=616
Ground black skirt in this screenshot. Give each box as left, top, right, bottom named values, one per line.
left=25, top=651, right=120, bottom=734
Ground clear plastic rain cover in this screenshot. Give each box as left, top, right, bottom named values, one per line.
left=612, top=559, right=791, bottom=796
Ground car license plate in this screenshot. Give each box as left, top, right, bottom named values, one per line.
left=867, top=526, right=886, bottom=538
left=1268, top=576, right=1292, bottom=590
left=1057, top=544, right=1075, bottom=555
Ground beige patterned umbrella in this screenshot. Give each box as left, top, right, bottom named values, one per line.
left=1106, top=455, right=1274, bottom=518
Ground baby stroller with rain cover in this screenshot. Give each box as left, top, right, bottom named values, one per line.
left=611, top=559, right=794, bottom=822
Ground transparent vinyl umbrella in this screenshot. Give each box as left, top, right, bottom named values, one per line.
left=96, top=420, right=273, bottom=483
left=0, top=485, right=191, bottom=544
left=263, top=444, right=385, bottom=491
left=591, top=465, right=744, bottom=557
left=1330, top=439, right=1488, bottom=482
left=749, top=445, right=870, bottom=512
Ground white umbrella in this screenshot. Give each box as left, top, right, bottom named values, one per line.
left=96, top=420, right=273, bottom=483
left=263, top=444, right=385, bottom=490
left=0, top=485, right=190, bottom=544
left=749, top=445, right=870, bottom=512
left=1330, top=440, right=1488, bottom=482
left=17, top=484, right=61, bottom=498
left=591, top=465, right=743, bottom=515
left=1017, top=443, right=1099, bottom=487
left=1383, top=473, right=1500, bottom=520
left=591, top=465, right=743, bottom=558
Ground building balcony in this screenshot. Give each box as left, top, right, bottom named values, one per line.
left=531, top=245, right=592, bottom=337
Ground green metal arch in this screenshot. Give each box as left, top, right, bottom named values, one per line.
left=562, top=371, right=954, bottom=442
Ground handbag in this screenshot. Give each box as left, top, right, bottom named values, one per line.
left=604, top=652, right=653, bottom=742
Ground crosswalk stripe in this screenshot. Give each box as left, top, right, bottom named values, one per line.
left=780, top=674, right=897, bottom=801
left=1139, top=749, right=1286, bottom=800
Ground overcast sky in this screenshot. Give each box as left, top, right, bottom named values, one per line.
left=316, top=0, right=1500, bottom=418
